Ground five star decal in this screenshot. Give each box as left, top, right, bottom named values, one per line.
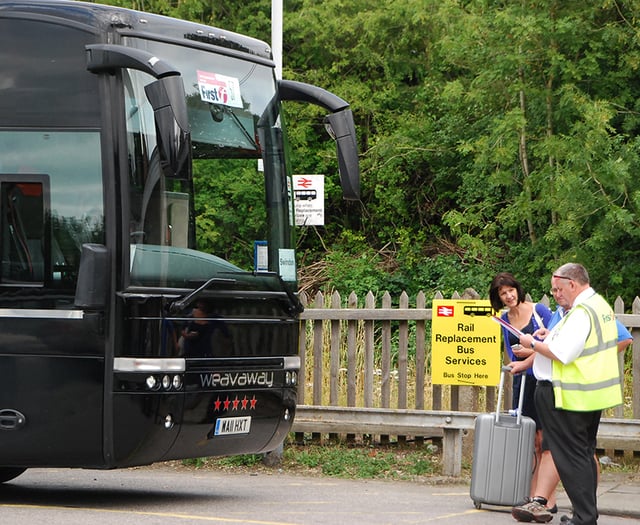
left=213, top=395, right=257, bottom=412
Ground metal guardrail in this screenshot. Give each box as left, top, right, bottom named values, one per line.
left=292, top=405, right=640, bottom=477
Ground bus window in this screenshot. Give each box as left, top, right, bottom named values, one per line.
left=125, top=68, right=194, bottom=251
left=0, top=18, right=100, bottom=128
left=0, top=179, right=46, bottom=283
left=0, top=15, right=104, bottom=295
left=0, top=131, right=105, bottom=292
left=165, top=192, right=190, bottom=247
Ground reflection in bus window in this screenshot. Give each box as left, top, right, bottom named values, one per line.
left=0, top=131, right=104, bottom=290
left=0, top=180, right=45, bottom=283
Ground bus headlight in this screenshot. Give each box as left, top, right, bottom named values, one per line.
left=285, top=371, right=298, bottom=386
left=146, top=375, right=159, bottom=390
left=172, top=375, right=183, bottom=390
left=162, top=375, right=172, bottom=390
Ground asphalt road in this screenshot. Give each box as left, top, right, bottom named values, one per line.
left=0, top=466, right=636, bottom=525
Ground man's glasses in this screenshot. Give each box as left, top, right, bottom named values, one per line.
left=550, top=275, right=572, bottom=295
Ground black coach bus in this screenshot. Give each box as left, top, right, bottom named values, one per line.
left=0, top=0, right=359, bottom=482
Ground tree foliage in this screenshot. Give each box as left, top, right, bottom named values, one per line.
left=93, top=0, right=640, bottom=304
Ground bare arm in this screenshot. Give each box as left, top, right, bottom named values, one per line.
left=507, top=353, right=535, bottom=374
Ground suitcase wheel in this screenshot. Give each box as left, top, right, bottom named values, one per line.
left=473, top=501, right=482, bottom=509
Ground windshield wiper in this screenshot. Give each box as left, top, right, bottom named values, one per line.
left=209, top=104, right=258, bottom=150
left=168, top=272, right=303, bottom=316
left=257, top=272, right=304, bottom=315
left=168, top=277, right=236, bottom=315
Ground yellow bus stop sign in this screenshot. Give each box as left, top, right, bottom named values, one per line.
left=431, top=299, right=502, bottom=386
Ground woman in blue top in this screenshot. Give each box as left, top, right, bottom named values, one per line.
left=489, top=273, right=553, bottom=423
left=489, top=272, right=553, bottom=507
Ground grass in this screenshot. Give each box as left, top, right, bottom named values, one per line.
left=175, top=443, right=640, bottom=488
left=179, top=438, right=443, bottom=481
left=175, top=435, right=640, bottom=483
left=286, top=442, right=437, bottom=479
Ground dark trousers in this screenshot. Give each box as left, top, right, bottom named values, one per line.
left=535, top=382, right=601, bottom=525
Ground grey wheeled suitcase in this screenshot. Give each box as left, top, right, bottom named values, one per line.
left=470, top=366, right=536, bottom=509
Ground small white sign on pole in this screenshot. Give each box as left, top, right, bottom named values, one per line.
left=293, top=175, right=324, bottom=226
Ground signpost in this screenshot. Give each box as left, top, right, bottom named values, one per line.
left=293, top=174, right=324, bottom=226
left=253, top=240, right=268, bottom=272
left=431, top=299, right=502, bottom=386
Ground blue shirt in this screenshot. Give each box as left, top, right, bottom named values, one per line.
left=501, top=302, right=553, bottom=375
left=549, top=305, right=632, bottom=342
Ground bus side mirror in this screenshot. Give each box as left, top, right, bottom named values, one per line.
left=144, top=76, right=192, bottom=179
left=75, top=244, right=109, bottom=310
left=275, top=79, right=361, bottom=201
left=324, top=109, right=360, bottom=201
left=86, top=44, right=192, bottom=179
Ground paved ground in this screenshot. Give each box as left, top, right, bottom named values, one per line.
left=562, top=470, right=640, bottom=520
left=0, top=465, right=638, bottom=524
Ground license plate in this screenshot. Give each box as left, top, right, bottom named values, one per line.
left=214, top=416, right=252, bottom=436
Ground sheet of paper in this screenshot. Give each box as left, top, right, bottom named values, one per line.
left=491, top=315, right=524, bottom=338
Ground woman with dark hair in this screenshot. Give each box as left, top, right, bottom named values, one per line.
left=489, top=272, right=554, bottom=510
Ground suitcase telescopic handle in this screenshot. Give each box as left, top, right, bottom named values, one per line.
left=497, top=365, right=526, bottom=425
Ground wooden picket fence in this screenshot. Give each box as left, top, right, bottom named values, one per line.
left=296, top=288, right=640, bottom=422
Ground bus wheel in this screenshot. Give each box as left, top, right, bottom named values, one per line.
left=0, top=467, right=26, bottom=483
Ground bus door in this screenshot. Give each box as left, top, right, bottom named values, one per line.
left=0, top=172, right=105, bottom=467
left=85, top=44, right=193, bottom=466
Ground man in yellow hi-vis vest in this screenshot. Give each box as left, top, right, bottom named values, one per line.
left=516, top=263, right=621, bottom=525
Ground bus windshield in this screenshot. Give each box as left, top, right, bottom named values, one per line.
left=123, top=37, right=293, bottom=289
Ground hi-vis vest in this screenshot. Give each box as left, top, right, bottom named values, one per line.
left=552, top=293, right=622, bottom=411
